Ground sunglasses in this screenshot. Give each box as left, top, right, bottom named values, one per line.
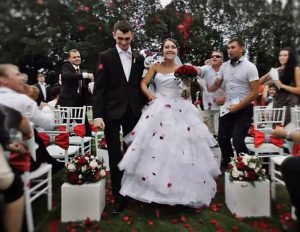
left=211, top=55, right=222, bottom=58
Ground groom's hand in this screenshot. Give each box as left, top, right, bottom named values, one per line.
left=94, top=118, right=105, bottom=130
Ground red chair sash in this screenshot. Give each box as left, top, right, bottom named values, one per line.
left=9, top=152, right=31, bottom=172
left=74, top=124, right=86, bottom=138
left=292, top=144, right=300, bottom=157
left=254, top=130, right=284, bottom=148
left=38, top=132, right=69, bottom=150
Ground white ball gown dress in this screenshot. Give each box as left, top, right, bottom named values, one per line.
left=118, top=72, right=221, bottom=208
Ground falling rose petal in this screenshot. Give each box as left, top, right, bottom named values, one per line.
left=142, top=177, right=146, bottom=181
left=180, top=215, right=188, bottom=222
left=160, top=122, right=163, bottom=126
left=98, top=63, right=104, bottom=70
left=165, top=104, right=171, bottom=108
left=170, top=218, right=178, bottom=224
left=187, top=127, right=190, bottom=131
left=145, top=115, right=149, bottom=119
left=231, top=225, right=240, bottom=231
left=152, top=132, right=156, bottom=136
left=147, top=220, right=155, bottom=225
left=36, top=0, right=44, bottom=5
left=159, top=136, right=164, bottom=140
left=79, top=25, right=85, bottom=31
left=155, top=209, right=160, bottom=218
left=167, top=182, right=172, bottom=188
left=131, top=131, right=135, bottom=135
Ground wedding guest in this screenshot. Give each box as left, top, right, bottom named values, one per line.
left=57, top=49, right=94, bottom=136
left=34, top=73, right=51, bottom=106
left=272, top=127, right=300, bottom=231
left=259, top=47, right=300, bottom=125
left=48, top=84, right=61, bottom=108
left=197, top=51, right=226, bottom=137
left=0, top=104, right=33, bottom=232
left=93, top=21, right=145, bottom=214
left=207, top=37, right=259, bottom=167
left=118, top=38, right=220, bottom=209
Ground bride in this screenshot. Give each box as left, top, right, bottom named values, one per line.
left=118, top=38, right=221, bottom=208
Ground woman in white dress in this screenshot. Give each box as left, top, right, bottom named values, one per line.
left=118, top=38, right=221, bottom=208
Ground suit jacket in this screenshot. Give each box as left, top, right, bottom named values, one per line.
left=34, top=82, right=51, bottom=105
left=93, top=47, right=146, bottom=120
left=57, top=62, right=91, bottom=107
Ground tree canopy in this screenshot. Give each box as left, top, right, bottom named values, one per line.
left=0, top=0, right=299, bottom=84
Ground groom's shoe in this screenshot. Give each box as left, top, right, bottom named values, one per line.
left=111, top=198, right=127, bottom=215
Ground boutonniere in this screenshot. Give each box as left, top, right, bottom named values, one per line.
left=132, top=49, right=140, bottom=64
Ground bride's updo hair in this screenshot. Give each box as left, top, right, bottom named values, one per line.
left=161, top=38, right=179, bottom=51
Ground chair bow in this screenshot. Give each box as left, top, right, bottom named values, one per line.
left=74, top=124, right=86, bottom=137
left=38, top=132, right=69, bottom=150
left=9, top=152, right=31, bottom=172
left=254, top=130, right=284, bottom=148
left=292, top=144, right=300, bottom=157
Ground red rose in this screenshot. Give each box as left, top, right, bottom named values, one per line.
left=68, top=173, right=79, bottom=184
left=246, top=170, right=256, bottom=180
left=237, top=156, right=243, bottom=162
left=237, top=161, right=245, bottom=170
left=78, top=156, right=88, bottom=165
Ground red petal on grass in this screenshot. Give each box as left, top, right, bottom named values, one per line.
left=50, top=219, right=60, bottom=232
left=231, top=225, right=240, bottom=231
left=131, top=229, right=139, bottom=232
left=183, top=223, right=191, bottom=228
left=210, top=203, right=219, bottom=212
left=123, top=215, right=130, bottom=222
left=84, top=217, right=92, bottom=227
left=210, top=219, right=218, bottom=225
left=180, top=215, right=188, bottom=222
left=147, top=220, right=155, bottom=225
left=170, top=218, right=178, bottom=224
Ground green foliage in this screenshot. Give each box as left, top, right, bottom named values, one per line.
left=0, top=0, right=299, bottom=82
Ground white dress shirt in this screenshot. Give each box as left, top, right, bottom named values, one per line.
left=38, top=82, right=47, bottom=101
left=116, top=45, right=132, bottom=81
left=0, top=87, right=55, bottom=130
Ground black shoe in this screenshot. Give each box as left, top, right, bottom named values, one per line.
left=111, top=199, right=126, bottom=215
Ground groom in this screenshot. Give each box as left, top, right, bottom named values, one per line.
left=93, top=21, right=145, bottom=214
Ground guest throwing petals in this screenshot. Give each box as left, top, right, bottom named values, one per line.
left=118, top=38, right=221, bottom=208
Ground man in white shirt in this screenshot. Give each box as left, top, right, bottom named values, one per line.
left=197, top=51, right=226, bottom=137
left=0, top=64, right=54, bottom=130
left=207, top=38, right=259, bottom=168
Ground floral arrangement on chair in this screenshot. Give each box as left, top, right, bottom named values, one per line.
left=227, top=153, right=267, bottom=183
left=174, top=64, right=198, bottom=98
left=65, top=154, right=106, bottom=185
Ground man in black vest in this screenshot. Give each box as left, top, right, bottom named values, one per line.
left=93, top=21, right=145, bottom=214
left=34, top=73, right=51, bottom=106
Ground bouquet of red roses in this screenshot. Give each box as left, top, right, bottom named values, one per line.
left=174, top=64, right=198, bottom=81
left=174, top=65, right=198, bottom=98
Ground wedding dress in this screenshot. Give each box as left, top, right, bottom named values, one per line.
left=118, top=72, right=221, bottom=208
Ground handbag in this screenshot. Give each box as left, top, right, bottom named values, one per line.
left=0, top=145, right=15, bottom=190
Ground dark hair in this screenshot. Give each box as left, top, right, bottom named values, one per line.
left=268, top=82, right=278, bottom=90
left=68, top=49, right=80, bottom=58
left=228, top=37, right=245, bottom=48
left=279, top=47, right=297, bottom=85
left=160, top=38, right=179, bottom=51
left=51, top=84, right=61, bottom=98
left=113, top=21, right=133, bottom=33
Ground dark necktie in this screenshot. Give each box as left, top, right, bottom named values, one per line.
left=76, top=68, right=82, bottom=96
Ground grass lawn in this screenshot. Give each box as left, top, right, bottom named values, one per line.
left=31, top=169, right=296, bottom=232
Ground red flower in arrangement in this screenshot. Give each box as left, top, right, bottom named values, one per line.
left=65, top=153, right=106, bottom=185
left=227, top=153, right=267, bottom=183
left=174, top=65, right=198, bottom=81
left=99, top=137, right=107, bottom=150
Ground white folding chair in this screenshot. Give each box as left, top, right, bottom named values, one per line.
left=58, top=106, right=92, bottom=155
left=246, top=106, right=286, bottom=170
left=86, top=105, right=93, bottom=122
left=38, top=130, right=80, bottom=164
left=23, top=164, right=52, bottom=232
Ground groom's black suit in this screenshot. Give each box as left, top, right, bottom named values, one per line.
left=93, top=47, right=145, bottom=205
